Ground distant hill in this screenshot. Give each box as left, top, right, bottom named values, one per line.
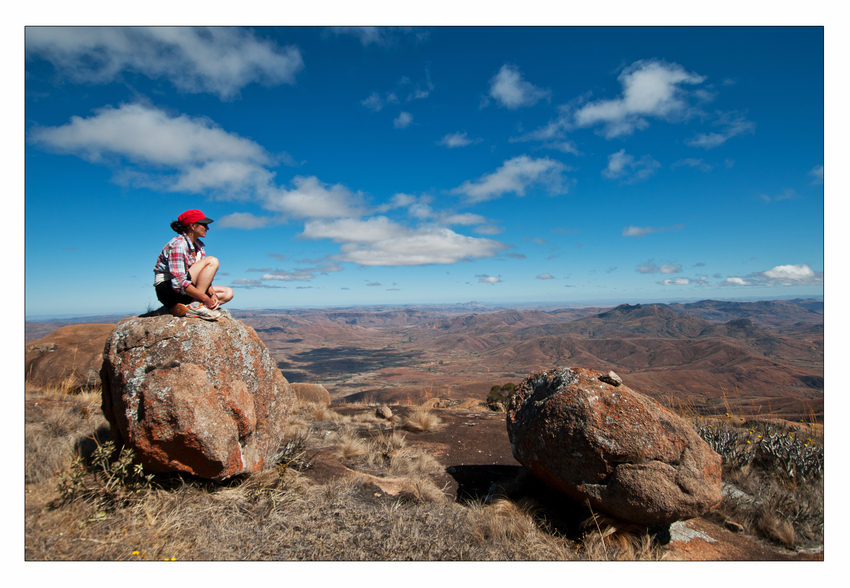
left=25, top=298, right=823, bottom=421
left=665, top=299, right=823, bottom=330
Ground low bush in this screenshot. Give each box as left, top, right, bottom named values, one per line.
left=695, top=417, right=824, bottom=550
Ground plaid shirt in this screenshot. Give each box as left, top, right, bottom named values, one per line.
left=153, top=235, right=205, bottom=294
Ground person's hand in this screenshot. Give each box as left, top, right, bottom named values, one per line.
left=205, top=293, right=220, bottom=310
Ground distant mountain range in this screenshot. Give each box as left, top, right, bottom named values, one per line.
left=25, top=298, right=823, bottom=421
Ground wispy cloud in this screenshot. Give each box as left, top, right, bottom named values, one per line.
left=26, top=27, right=304, bottom=100
left=686, top=110, right=755, bottom=149
left=623, top=224, right=684, bottom=238
left=477, top=274, right=501, bottom=284
left=810, top=164, right=823, bottom=185
left=217, top=212, right=278, bottom=229
left=361, top=91, right=399, bottom=112
left=451, top=155, right=569, bottom=203
left=394, top=112, right=413, bottom=129
left=261, top=261, right=344, bottom=282
left=672, top=158, right=712, bottom=172
left=328, top=27, right=424, bottom=47
left=636, top=260, right=682, bottom=274
left=487, top=64, right=550, bottom=110
left=437, top=132, right=480, bottom=148
left=536, top=273, right=554, bottom=280
left=603, top=149, right=660, bottom=183
left=759, top=188, right=798, bottom=203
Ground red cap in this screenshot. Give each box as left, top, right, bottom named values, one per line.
left=178, top=209, right=214, bottom=226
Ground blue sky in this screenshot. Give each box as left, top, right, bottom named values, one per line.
left=23, top=24, right=825, bottom=318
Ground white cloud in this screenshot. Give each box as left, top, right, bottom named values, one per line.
left=726, top=277, right=750, bottom=286
left=488, top=64, right=550, bottom=109
left=217, top=212, right=278, bottom=229
left=753, top=264, right=822, bottom=286
left=659, top=278, right=690, bottom=285
left=536, top=273, right=554, bottom=280
left=438, top=132, right=479, bottom=148
left=264, top=176, right=366, bottom=219
left=637, top=260, right=658, bottom=274
left=451, top=155, right=569, bottom=203
left=573, top=59, right=706, bottom=138
left=330, top=27, right=390, bottom=46
left=361, top=91, right=399, bottom=112
left=28, top=102, right=373, bottom=222
left=29, top=102, right=273, bottom=169
left=301, top=217, right=510, bottom=266
left=603, top=149, right=660, bottom=183
left=660, top=264, right=683, bottom=274
left=394, top=112, right=413, bottom=129
left=686, top=111, right=755, bottom=149
left=29, top=102, right=279, bottom=200
left=474, top=225, right=505, bottom=235
left=26, top=27, right=304, bottom=100
left=442, top=213, right=487, bottom=226
left=623, top=224, right=684, bottom=237
left=328, top=27, right=421, bottom=47
left=477, top=275, right=501, bottom=284
left=810, top=164, right=824, bottom=185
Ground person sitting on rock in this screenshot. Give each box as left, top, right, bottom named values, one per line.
left=153, top=209, right=234, bottom=321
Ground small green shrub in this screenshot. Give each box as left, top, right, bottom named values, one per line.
left=487, top=383, right=518, bottom=411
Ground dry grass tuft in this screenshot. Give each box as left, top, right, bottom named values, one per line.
left=333, top=432, right=370, bottom=462
left=401, top=409, right=442, bottom=432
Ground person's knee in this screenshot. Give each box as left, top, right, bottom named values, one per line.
left=219, top=287, right=234, bottom=303
left=203, top=256, right=220, bottom=270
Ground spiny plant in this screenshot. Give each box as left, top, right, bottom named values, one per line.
left=696, top=422, right=823, bottom=482
left=53, top=406, right=154, bottom=515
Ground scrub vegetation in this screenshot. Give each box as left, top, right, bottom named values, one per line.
left=25, top=384, right=822, bottom=561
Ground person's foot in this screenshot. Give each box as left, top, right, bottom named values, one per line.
left=169, top=303, right=188, bottom=317
left=185, top=301, right=221, bottom=321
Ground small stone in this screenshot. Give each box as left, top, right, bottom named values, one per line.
left=599, top=371, right=623, bottom=387
left=376, top=405, right=393, bottom=419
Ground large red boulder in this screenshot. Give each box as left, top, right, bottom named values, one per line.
left=101, top=314, right=294, bottom=480
left=506, top=367, right=721, bottom=526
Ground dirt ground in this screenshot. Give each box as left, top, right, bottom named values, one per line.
left=328, top=403, right=823, bottom=561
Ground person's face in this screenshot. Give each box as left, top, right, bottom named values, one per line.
left=192, top=222, right=209, bottom=237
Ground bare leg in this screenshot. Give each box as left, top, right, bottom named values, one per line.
left=188, top=256, right=219, bottom=293
left=211, top=286, right=234, bottom=304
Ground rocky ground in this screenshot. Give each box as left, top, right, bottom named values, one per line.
left=309, top=403, right=822, bottom=561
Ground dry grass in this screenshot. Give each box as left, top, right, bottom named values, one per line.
left=27, top=383, right=818, bottom=561
left=25, top=387, right=590, bottom=560
left=401, top=409, right=442, bottom=432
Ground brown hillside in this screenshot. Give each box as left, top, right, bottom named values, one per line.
left=25, top=324, right=115, bottom=391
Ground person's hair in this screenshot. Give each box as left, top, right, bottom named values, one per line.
left=170, top=220, right=185, bottom=234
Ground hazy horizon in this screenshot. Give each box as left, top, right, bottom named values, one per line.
left=25, top=293, right=824, bottom=322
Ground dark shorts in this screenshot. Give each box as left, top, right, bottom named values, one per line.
left=155, top=281, right=194, bottom=309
